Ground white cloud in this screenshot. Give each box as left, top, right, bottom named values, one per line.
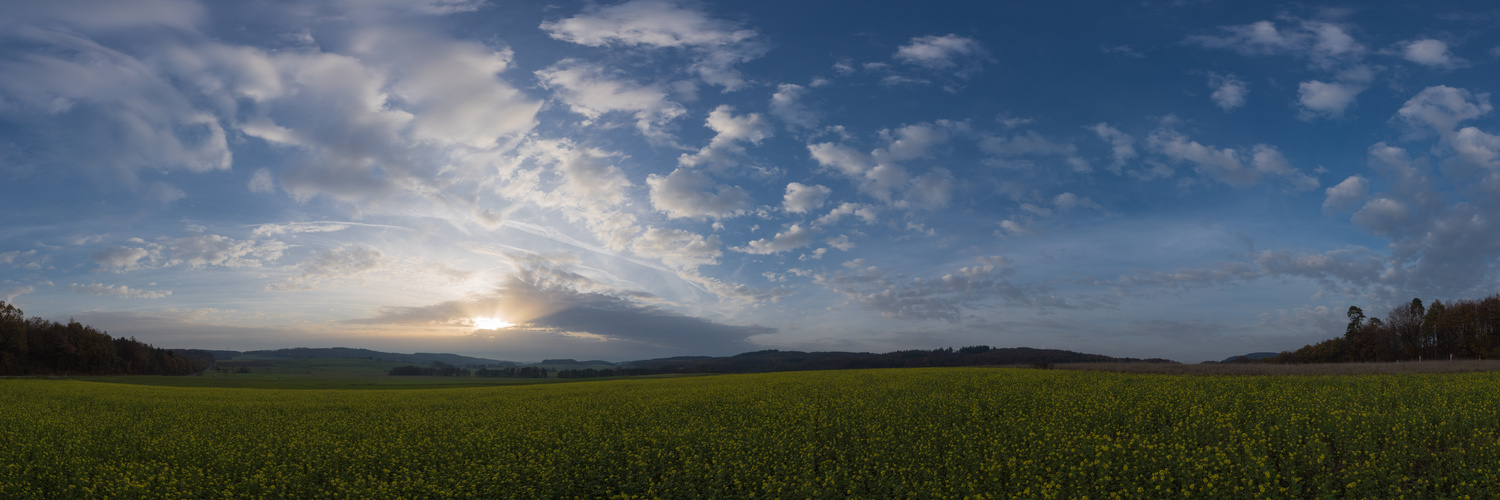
left=0, top=250, right=39, bottom=267
left=90, top=234, right=287, bottom=272
left=631, top=227, right=722, bottom=269
left=1449, top=126, right=1500, bottom=171
left=502, top=139, right=640, bottom=250
left=783, top=182, right=831, bottom=213
left=1053, top=192, right=1103, bottom=212
left=248, top=169, right=275, bottom=193
left=70, top=282, right=171, bottom=299
left=1322, top=176, right=1369, bottom=213
left=535, top=59, right=685, bottom=139
left=1209, top=73, right=1248, bottom=111
left=807, top=142, right=907, bottom=202
left=813, top=258, right=1044, bottom=322
left=678, top=105, right=773, bottom=170
left=2, top=286, right=34, bottom=303
left=734, top=224, right=815, bottom=254
left=981, top=131, right=1090, bottom=172
left=816, top=202, right=880, bottom=226
left=352, top=28, right=541, bottom=149
left=1297, top=80, right=1362, bottom=120
left=165, top=235, right=288, bottom=269
left=92, top=246, right=152, bottom=272
left=907, top=168, right=954, bottom=209
left=1401, top=39, right=1463, bottom=68
left=251, top=221, right=353, bottom=237
left=646, top=168, right=752, bottom=219
left=827, top=235, right=856, bottom=251
left=0, top=28, right=231, bottom=183
left=1188, top=19, right=1363, bottom=69
left=269, top=244, right=386, bottom=291
left=1149, top=129, right=1317, bottom=190
left=1396, top=85, right=1492, bottom=134
left=540, top=0, right=765, bottom=90
left=769, top=83, right=818, bottom=130
left=893, top=34, right=987, bottom=75
left=877, top=123, right=951, bottom=162
left=1249, top=145, right=1319, bottom=191
left=1089, top=122, right=1136, bottom=170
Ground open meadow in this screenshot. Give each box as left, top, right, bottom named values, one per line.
left=5, top=367, right=1500, bottom=498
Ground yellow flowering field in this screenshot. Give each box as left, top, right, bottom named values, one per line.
left=3, top=367, right=1500, bottom=499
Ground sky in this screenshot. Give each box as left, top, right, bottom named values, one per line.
left=2, top=0, right=1500, bottom=363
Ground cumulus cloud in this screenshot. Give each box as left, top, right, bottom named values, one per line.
left=1187, top=19, right=1363, bottom=69
left=783, top=182, right=831, bottom=213
left=501, top=139, right=639, bottom=250
left=815, top=202, right=880, bottom=226
left=2, top=286, right=34, bottom=303
left=1322, top=176, right=1369, bottom=213
left=166, top=235, right=288, bottom=268
left=631, top=227, right=722, bottom=270
left=352, top=28, right=541, bottom=149
left=269, top=244, right=385, bottom=291
left=1400, top=39, right=1464, bottom=68
left=92, top=246, right=153, bottom=272
left=893, top=34, right=988, bottom=76
left=1391, top=86, right=1500, bottom=177
left=734, top=224, right=815, bottom=254
left=906, top=169, right=955, bottom=209
left=1148, top=128, right=1317, bottom=191
left=807, top=142, right=905, bottom=202
left=678, top=105, right=773, bottom=170
left=878, top=123, right=951, bottom=162
left=1297, top=80, right=1362, bottom=120
left=980, top=131, right=1091, bottom=172
left=1396, top=85, right=1492, bottom=134
left=769, top=83, right=818, bottom=130
left=1089, top=123, right=1136, bottom=171
left=69, top=282, right=171, bottom=299
left=90, top=234, right=286, bottom=272
left=1208, top=73, right=1248, bottom=111
left=646, top=168, right=752, bottom=219
left=535, top=59, right=685, bottom=139
left=827, top=235, right=856, bottom=251
left=0, top=250, right=44, bottom=269
left=1053, top=192, right=1103, bottom=212
left=540, top=0, right=766, bottom=90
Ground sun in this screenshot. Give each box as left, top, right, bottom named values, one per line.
left=471, top=316, right=514, bottom=330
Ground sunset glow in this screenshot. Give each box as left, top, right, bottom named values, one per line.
left=471, top=317, right=515, bottom=331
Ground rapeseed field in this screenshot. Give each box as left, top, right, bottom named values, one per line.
left=3, top=367, right=1499, bottom=498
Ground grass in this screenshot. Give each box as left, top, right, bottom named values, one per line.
left=1058, top=359, right=1500, bottom=376
left=6, top=367, right=1500, bottom=498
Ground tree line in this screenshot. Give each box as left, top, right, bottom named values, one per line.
left=1277, top=295, right=1500, bottom=363
left=388, top=363, right=550, bottom=378
left=388, top=362, right=471, bottom=377
left=556, top=367, right=657, bottom=378
left=0, top=301, right=211, bottom=376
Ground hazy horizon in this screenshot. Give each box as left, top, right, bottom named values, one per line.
left=3, top=0, right=1499, bottom=363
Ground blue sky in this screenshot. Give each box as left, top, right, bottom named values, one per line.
left=3, top=0, right=1499, bottom=362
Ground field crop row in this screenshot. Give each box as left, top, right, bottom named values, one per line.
left=3, top=368, right=1500, bottom=498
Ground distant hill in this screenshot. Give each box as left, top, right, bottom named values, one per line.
left=191, top=347, right=515, bottom=367
left=1221, top=352, right=1279, bottom=363
left=619, top=346, right=1173, bottom=374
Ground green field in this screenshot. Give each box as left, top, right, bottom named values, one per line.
left=5, top=367, right=1500, bottom=498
